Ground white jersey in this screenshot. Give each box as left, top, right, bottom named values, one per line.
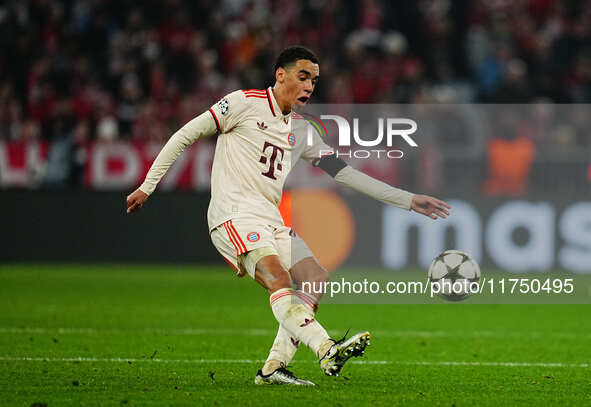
left=207, top=87, right=332, bottom=231
left=139, top=86, right=413, bottom=235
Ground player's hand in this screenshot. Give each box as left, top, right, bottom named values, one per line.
left=126, top=189, right=149, bottom=214
left=410, top=194, right=450, bottom=220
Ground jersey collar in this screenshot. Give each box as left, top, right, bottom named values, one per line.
left=266, top=86, right=289, bottom=121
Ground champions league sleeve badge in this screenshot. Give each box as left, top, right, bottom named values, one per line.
left=218, top=98, right=229, bottom=115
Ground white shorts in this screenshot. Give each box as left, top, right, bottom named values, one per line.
left=210, top=218, right=314, bottom=278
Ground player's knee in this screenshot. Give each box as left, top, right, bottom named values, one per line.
left=269, top=270, right=292, bottom=292
left=255, top=255, right=292, bottom=292
left=311, top=267, right=329, bottom=285
left=291, top=257, right=328, bottom=287
left=264, top=269, right=291, bottom=293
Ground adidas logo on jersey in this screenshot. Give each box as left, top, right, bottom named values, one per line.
left=257, top=121, right=268, bottom=130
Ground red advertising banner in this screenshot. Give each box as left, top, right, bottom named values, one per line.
left=0, top=140, right=49, bottom=188
left=84, top=140, right=216, bottom=191
left=0, top=139, right=400, bottom=191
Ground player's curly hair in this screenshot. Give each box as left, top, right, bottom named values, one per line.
left=274, top=46, right=319, bottom=73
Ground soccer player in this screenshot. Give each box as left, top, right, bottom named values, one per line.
left=126, top=46, right=450, bottom=386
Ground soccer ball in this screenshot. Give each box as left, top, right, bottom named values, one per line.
left=427, top=250, right=481, bottom=302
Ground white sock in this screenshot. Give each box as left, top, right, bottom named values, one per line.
left=263, top=290, right=319, bottom=374
left=262, top=326, right=298, bottom=375
left=269, top=288, right=331, bottom=358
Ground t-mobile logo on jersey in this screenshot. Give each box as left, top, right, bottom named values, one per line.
left=260, top=141, right=284, bottom=180
left=306, top=114, right=419, bottom=159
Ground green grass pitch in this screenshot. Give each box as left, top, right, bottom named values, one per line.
left=1, top=265, right=590, bottom=406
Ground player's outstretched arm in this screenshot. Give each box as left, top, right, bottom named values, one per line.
left=125, top=110, right=217, bottom=214
left=313, top=155, right=450, bottom=220
left=334, top=166, right=450, bottom=220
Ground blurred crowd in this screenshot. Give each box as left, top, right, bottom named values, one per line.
left=0, top=0, right=590, bottom=193
left=1, top=0, right=590, bottom=141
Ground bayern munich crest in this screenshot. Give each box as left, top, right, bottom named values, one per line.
left=288, top=133, right=296, bottom=146
left=247, top=232, right=260, bottom=242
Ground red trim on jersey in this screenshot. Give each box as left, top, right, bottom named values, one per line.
left=224, top=220, right=246, bottom=255
left=243, top=90, right=267, bottom=98
left=223, top=222, right=241, bottom=255
left=208, top=108, right=221, bottom=133
left=244, top=95, right=268, bottom=99
left=229, top=220, right=247, bottom=253
left=265, top=88, right=276, bottom=117
left=243, top=89, right=267, bottom=97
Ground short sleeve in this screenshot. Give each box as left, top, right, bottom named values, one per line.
left=208, top=90, right=248, bottom=133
